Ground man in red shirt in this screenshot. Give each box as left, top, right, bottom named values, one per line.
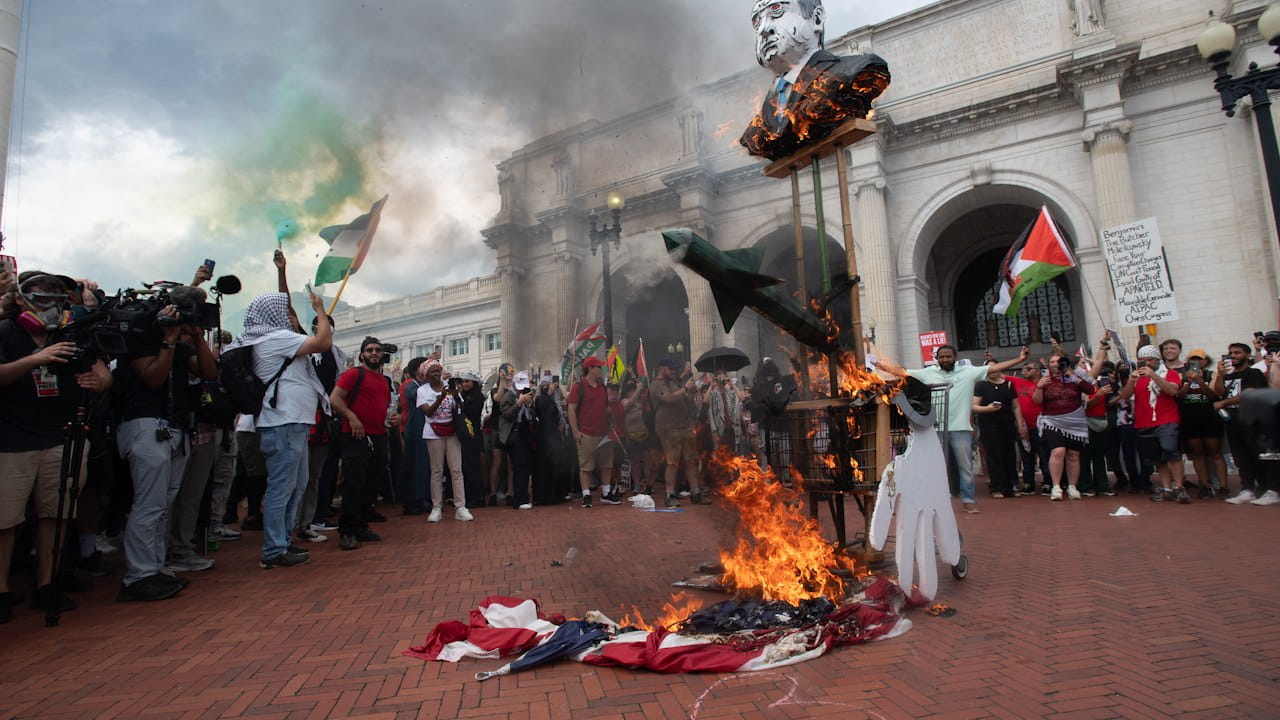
left=1119, top=344, right=1186, bottom=503
left=567, top=357, right=616, bottom=508
left=1008, top=361, right=1046, bottom=493
left=329, top=337, right=400, bottom=549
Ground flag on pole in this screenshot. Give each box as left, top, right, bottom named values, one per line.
left=992, top=205, right=1075, bottom=317
left=561, top=320, right=605, bottom=382
left=634, top=339, right=648, bottom=382
left=314, top=195, right=389, bottom=286
left=606, top=345, right=625, bottom=384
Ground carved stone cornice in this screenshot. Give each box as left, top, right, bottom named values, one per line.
left=1057, top=44, right=1142, bottom=96
left=660, top=165, right=715, bottom=193
left=887, top=85, right=1074, bottom=151
left=535, top=204, right=585, bottom=228
left=851, top=176, right=887, bottom=195
left=1125, top=46, right=1210, bottom=95
left=480, top=222, right=529, bottom=250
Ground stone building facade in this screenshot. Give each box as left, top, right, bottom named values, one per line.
left=356, top=0, right=1280, bottom=375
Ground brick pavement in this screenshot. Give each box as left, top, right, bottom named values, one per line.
left=1, top=492, right=1279, bottom=719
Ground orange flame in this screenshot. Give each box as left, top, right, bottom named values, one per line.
left=712, top=120, right=734, bottom=138
left=618, top=591, right=705, bottom=633
left=717, top=455, right=854, bottom=603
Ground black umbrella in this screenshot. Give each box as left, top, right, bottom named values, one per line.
left=694, top=346, right=751, bottom=373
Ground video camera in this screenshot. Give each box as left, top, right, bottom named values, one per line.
left=45, top=275, right=240, bottom=376
left=1261, top=330, right=1280, bottom=355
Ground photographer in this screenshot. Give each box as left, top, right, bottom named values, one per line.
left=1176, top=349, right=1227, bottom=498
left=329, top=336, right=398, bottom=551
left=1032, top=351, right=1096, bottom=501
left=1216, top=342, right=1274, bottom=504
left=0, top=274, right=112, bottom=621
left=418, top=360, right=471, bottom=522
left=114, top=286, right=217, bottom=600
left=1118, top=345, right=1186, bottom=503
left=499, top=371, right=538, bottom=510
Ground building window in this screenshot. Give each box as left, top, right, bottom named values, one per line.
left=415, top=344, right=430, bottom=359
left=485, top=332, right=501, bottom=352
left=449, top=338, right=469, bottom=357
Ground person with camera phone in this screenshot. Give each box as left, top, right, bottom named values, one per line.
left=1118, top=344, right=1187, bottom=503
left=417, top=359, right=471, bottom=522
left=113, top=284, right=217, bottom=600
left=1175, top=349, right=1227, bottom=498
left=1214, top=342, right=1275, bottom=504
left=0, top=273, right=112, bottom=620
left=499, top=371, right=539, bottom=510
left=1032, top=350, right=1097, bottom=501
left=329, top=337, right=399, bottom=550
left=972, top=360, right=1028, bottom=499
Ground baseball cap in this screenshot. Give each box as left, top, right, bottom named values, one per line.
left=583, top=356, right=605, bottom=369
left=1187, top=348, right=1209, bottom=361
left=513, top=371, right=531, bottom=390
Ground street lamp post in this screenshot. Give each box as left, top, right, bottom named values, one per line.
left=1197, top=5, right=1280, bottom=246
left=589, top=191, right=626, bottom=348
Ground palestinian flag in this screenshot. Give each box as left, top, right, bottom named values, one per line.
left=314, top=195, right=388, bottom=286
left=634, top=339, right=648, bottom=382
left=992, top=206, right=1075, bottom=316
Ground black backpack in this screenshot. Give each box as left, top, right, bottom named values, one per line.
left=219, top=345, right=294, bottom=416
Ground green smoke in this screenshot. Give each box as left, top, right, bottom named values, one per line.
left=211, top=74, right=376, bottom=245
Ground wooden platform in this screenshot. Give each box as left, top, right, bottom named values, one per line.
left=762, top=117, right=877, bottom=178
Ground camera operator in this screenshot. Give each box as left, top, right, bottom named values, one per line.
left=418, top=360, right=472, bottom=522
left=114, top=288, right=216, bottom=601
left=329, top=336, right=398, bottom=551
left=0, top=273, right=112, bottom=621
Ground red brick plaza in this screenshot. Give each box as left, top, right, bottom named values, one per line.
left=2, top=492, right=1279, bottom=720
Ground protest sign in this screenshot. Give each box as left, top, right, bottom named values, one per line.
left=1099, top=217, right=1179, bottom=327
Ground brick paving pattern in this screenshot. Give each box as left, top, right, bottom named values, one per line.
left=2, top=493, right=1279, bottom=719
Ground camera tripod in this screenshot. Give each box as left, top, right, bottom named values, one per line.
left=45, top=390, right=92, bottom=627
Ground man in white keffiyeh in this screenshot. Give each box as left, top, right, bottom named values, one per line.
left=235, top=291, right=334, bottom=567
left=1118, top=344, right=1187, bottom=503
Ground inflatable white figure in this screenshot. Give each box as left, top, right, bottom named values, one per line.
left=870, top=384, right=962, bottom=601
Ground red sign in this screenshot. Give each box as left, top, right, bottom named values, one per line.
left=919, top=330, right=949, bottom=366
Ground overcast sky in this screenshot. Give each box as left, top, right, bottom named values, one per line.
left=0, top=0, right=934, bottom=317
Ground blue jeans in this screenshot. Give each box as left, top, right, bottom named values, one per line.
left=946, top=430, right=976, bottom=504
left=259, top=423, right=310, bottom=561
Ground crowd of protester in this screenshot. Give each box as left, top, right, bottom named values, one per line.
left=0, top=253, right=775, bottom=623
left=4, top=250, right=1278, bottom=625
left=909, top=334, right=1280, bottom=513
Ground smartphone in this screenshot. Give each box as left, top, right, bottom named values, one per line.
left=1222, top=354, right=1232, bottom=364
left=991, top=401, right=1003, bottom=408
left=304, top=282, right=314, bottom=296
left=202, top=258, right=215, bottom=274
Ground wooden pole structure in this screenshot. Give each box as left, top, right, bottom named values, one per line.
left=833, top=142, right=866, bottom=370
left=790, top=168, right=811, bottom=397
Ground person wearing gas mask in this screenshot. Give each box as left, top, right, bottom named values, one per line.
left=0, top=273, right=112, bottom=620
left=113, top=282, right=217, bottom=599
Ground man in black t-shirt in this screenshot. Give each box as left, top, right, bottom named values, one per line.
left=972, top=362, right=1028, bottom=498
left=0, top=273, right=112, bottom=623
left=114, top=303, right=216, bottom=601
left=1214, top=342, right=1272, bottom=504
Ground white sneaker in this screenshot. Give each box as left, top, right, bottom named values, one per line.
left=1050, top=485, right=1064, bottom=501
left=1250, top=490, right=1280, bottom=506
left=427, top=508, right=443, bottom=523
left=678, top=491, right=692, bottom=498
left=455, top=507, right=474, bottom=521
left=518, top=503, right=532, bottom=510
left=1226, top=489, right=1257, bottom=505
left=1067, top=486, right=1082, bottom=500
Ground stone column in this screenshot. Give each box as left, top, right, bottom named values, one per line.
left=678, top=266, right=716, bottom=368
left=1082, top=118, right=1135, bottom=348
left=496, top=264, right=523, bottom=367
left=468, top=329, right=481, bottom=373
left=554, top=252, right=580, bottom=351
left=0, top=1, right=18, bottom=219
left=853, top=177, right=897, bottom=361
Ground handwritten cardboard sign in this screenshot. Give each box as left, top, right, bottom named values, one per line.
left=1099, top=218, right=1179, bottom=327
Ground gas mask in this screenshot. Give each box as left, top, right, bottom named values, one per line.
left=16, top=291, right=69, bottom=333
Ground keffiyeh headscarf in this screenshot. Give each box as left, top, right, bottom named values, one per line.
left=241, top=292, right=294, bottom=342
left=1137, top=345, right=1168, bottom=422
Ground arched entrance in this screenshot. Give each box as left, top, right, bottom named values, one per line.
left=604, top=266, right=691, bottom=369
left=752, top=226, right=848, bottom=374
left=926, top=202, right=1083, bottom=360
